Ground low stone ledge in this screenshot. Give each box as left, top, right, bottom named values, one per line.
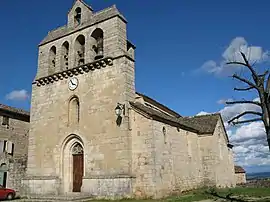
left=81, top=177, right=132, bottom=199
left=22, top=176, right=59, bottom=180
left=83, top=174, right=135, bottom=179
left=21, top=177, right=60, bottom=196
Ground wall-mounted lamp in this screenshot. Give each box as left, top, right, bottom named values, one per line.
left=115, top=103, right=125, bottom=117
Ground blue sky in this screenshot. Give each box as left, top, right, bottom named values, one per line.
left=1, top=0, right=270, bottom=173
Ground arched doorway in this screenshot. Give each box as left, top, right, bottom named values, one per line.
left=72, top=143, right=84, bottom=192
left=61, top=135, right=84, bottom=193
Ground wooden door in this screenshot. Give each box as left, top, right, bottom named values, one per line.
left=73, top=154, right=83, bottom=192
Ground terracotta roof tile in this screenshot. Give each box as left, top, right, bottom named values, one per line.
left=178, top=114, right=220, bottom=134
left=130, top=102, right=221, bottom=135
left=0, top=104, right=30, bottom=117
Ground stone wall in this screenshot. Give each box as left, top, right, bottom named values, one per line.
left=131, top=109, right=157, bottom=198
left=25, top=6, right=135, bottom=195
left=199, top=119, right=235, bottom=188
left=152, top=121, right=203, bottom=198
left=0, top=113, right=29, bottom=194
left=214, top=120, right=236, bottom=188
left=131, top=109, right=204, bottom=199
left=235, top=173, right=246, bottom=185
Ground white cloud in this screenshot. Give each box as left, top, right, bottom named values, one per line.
left=200, top=37, right=269, bottom=76
left=230, top=122, right=265, bottom=143
left=5, top=89, right=29, bottom=101
left=217, top=98, right=234, bottom=105
left=219, top=97, right=261, bottom=122
left=196, top=111, right=211, bottom=116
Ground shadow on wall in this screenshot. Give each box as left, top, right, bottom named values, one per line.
left=116, top=116, right=122, bottom=126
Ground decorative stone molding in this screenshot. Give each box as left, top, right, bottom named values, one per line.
left=72, top=143, right=83, bottom=155
left=83, top=174, right=135, bottom=179
left=33, top=57, right=114, bottom=86
left=22, top=176, right=60, bottom=180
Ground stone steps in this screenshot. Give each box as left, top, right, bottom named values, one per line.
left=15, top=194, right=93, bottom=202
left=16, top=199, right=92, bottom=202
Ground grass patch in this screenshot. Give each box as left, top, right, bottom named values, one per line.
left=85, top=187, right=270, bottom=202
left=210, top=187, right=270, bottom=198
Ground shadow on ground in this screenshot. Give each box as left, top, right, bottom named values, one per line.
left=205, top=188, right=270, bottom=202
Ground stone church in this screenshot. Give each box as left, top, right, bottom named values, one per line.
left=0, top=0, right=236, bottom=199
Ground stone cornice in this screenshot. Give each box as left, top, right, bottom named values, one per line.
left=83, top=174, right=135, bottom=179
left=22, top=176, right=59, bottom=180
left=33, top=57, right=114, bottom=86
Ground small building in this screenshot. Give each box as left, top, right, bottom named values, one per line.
left=235, top=165, right=246, bottom=184
left=0, top=104, right=29, bottom=192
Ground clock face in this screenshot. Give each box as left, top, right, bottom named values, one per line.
left=68, top=77, right=79, bottom=91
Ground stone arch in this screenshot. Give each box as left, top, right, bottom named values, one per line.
left=74, top=7, right=82, bottom=26
left=74, top=35, right=85, bottom=66
left=60, top=134, right=85, bottom=193
left=91, top=28, right=104, bottom=60
left=68, top=95, right=80, bottom=126
left=49, top=46, right=56, bottom=75
left=62, top=41, right=69, bottom=70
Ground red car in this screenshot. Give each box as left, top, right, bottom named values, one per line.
left=0, top=185, right=15, bottom=200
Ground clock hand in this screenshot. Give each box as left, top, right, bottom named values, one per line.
left=71, top=80, right=75, bottom=85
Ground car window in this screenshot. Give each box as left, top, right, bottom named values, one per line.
left=0, top=185, right=3, bottom=188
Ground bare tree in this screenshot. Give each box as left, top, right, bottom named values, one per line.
left=226, top=52, right=270, bottom=150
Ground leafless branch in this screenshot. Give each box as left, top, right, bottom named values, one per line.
left=226, top=51, right=270, bottom=150
left=234, top=86, right=254, bottom=91
left=228, top=111, right=263, bottom=124
left=258, top=70, right=269, bottom=77
left=227, top=52, right=259, bottom=82
left=226, top=100, right=261, bottom=107
left=232, top=74, right=258, bottom=90
left=250, top=60, right=258, bottom=68
left=240, top=52, right=258, bottom=78
left=231, top=118, right=262, bottom=125
left=227, top=61, right=249, bottom=67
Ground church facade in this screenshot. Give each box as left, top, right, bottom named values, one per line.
left=0, top=0, right=236, bottom=199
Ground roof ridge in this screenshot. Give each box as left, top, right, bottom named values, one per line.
left=94, top=4, right=118, bottom=15
left=0, top=103, right=30, bottom=116
left=136, top=92, right=181, bottom=118
left=48, top=25, right=67, bottom=34
left=130, top=102, right=198, bottom=133
left=67, top=0, right=93, bottom=15
left=185, top=112, right=221, bottom=118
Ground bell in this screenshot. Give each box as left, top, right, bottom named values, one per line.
left=95, top=49, right=104, bottom=60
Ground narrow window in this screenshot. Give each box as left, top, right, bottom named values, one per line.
left=6, top=141, right=14, bottom=156
left=0, top=140, right=4, bottom=153
left=162, top=126, right=167, bottom=144
left=69, top=96, right=80, bottom=125
left=2, top=116, right=9, bottom=126
left=219, top=137, right=223, bottom=160
left=3, top=140, right=7, bottom=152
left=187, top=137, right=192, bottom=157
left=62, top=41, right=69, bottom=70
left=91, top=28, right=104, bottom=60
left=49, top=46, right=56, bottom=74
left=75, top=35, right=85, bottom=66
left=74, top=7, right=82, bottom=26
